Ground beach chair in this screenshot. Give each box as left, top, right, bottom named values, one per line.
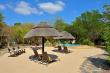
left=12, top=48, right=19, bottom=56
left=63, top=46, right=70, bottom=53
left=36, top=44, right=42, bottom=50
left=41, top=52, right=53, bottom=64
left=8, top=48, right=13, bottom=56
left=32, top=48, right=41, bottom=60
left=23, top=49, right=25, bottom=53
left=58, top=46, right=62, bottom=51
left=32, top=48, right=39, bottom=56
left=17, top=46, right=22, bottom=54
left=17, top=46, right=25, bottom=54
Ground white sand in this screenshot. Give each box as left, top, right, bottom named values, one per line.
left=0, top=45, right=105, bottom=73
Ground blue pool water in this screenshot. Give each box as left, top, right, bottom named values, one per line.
left=60, top=44, right=80, bottom=46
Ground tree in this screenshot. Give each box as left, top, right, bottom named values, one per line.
left=14, top=23, right=22, bottom=26
left=0, top=13, right=6, bottom=28
left=72, top=10, right=104, bottom=44
left=11, top=23, right=33, bottom=44
left=54, top=19, right=68, bottom=31
left=0, top=13, right=4, bottom=22
left=0, top=13, right=9, bottom=48
left=102, top=4, right=110, bottom=55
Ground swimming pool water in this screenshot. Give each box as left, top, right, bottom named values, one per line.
left=60, top=44, right=80, bottom=46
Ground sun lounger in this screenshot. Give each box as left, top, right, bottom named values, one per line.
left=12, top=48, right=19, bottom=56
left=17, top=47, right=22, bottom=54
left=23, top=49, right=25, bottom=53
left=36, top=44, right=42, bottom=49
left=40, top=52, right=53, bottom=64
left=58, top=46, right=62, bottom=51
left=36, top=46, right=42, bottom=50
left=63, top=46, right=70, bottom=53
left=17, top=46, right=25, bottom=54
left=32, top=48, right=39, bottom=56
left=32, top=48, right=41, bottom=60
left=8, top=48, right=13, bottom=56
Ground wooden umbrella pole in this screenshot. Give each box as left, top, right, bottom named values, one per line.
left=42, top=37, right=44, bottom=54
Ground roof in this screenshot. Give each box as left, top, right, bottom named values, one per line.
left=24, top=22, right=62, bottom=38
left=32, top=22, right=52, bottom=29
left=54, top=31, right=75, bottom=40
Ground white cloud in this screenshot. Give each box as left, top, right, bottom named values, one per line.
left=14, top=1, right=43, bottom=15
left=57, top=1, right=65, bottom=6
left=38, top=1, right=65, bottom=14
left=0, top=4, right=6, bottom=10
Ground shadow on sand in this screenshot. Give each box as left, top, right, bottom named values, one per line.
left=29, top=54, right=59, bottom=64
left=88, top=57, right=110, bottom=70
left=52, top=49, right=72, bottom=54
left=8, top=52, right=25, bottom=57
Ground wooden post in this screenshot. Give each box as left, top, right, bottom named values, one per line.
left=42, top=37, right=44, bottom=54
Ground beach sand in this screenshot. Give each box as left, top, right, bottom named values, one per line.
left=0, top=45, right=105, bottom=73
left=0, top=48, right=8, bottom=56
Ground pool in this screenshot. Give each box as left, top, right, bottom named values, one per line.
left=60, top=44, right=80, bottom=46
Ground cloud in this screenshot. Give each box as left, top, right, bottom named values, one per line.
left=38, top=1, right=65, bottom=14
left=0, top=4, right=6, bottom=10
left=57, top=1, right=65, bottom=6
left=14, top=1, right=43, bottom=15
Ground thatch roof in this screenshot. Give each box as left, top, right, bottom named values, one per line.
left=24, top=22, right=62, bottom=38
left=32, top=22, right=52, bottom=28
left=54, top=31, right=75, bottom=40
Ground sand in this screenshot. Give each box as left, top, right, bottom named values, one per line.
left=0, top=45, right=105, bottom=73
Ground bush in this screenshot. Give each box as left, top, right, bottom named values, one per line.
left=81, top=39, right=94, bottom=46
left=106, top=45, right=110, bottom=54
left=107, top=56, right=110, bottom=64
left=105, top=42, right=110, bottom=64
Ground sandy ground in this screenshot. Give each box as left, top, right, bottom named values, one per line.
left=0, top=45, right=106, bottom=73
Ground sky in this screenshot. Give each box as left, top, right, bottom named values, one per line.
left=0, top=0, right=109, bottom=25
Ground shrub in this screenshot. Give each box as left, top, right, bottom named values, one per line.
left=106, top=46, right=110, bottom=54
left=107, top=56, right=110, bottom=65
left=105, top=41, right=110, bottom=64
left=81, top=39, right=94, bottom=46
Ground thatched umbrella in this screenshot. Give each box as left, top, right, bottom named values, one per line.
left=24, top=22, right=62, bottom=53
left=54, top=31, right=75, bottom=40
left=54, top=31, right=75, bottom=44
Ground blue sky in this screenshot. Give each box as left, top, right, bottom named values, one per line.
left=0, top=0, right=109, bottom=25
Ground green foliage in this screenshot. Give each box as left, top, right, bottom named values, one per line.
left=102, top=4, right=110, bottom=56
left=0, top=13, right=6, bottom=28
left=103, top=4, right=110, bottom=20
left=72, top=10, right=104, bottom=44
left=81, top=39, right=94, bottom=46
left=64, top=25, right=74, bottom=35
left=107, top=56, right=110, bottom=64
left=14, top=23, right=22, bottom=26
left=11, top=23, right=33, bottom=44
left=46, top=37, right=57, bottom=46
left=106, top=45, right=110, bottom=54
left=54, top=19, right=68, bottom=31
left=0, top=13, right=4, bottom=22
left=0, top=13, right=8, bottom=48
left=101, top=5, right=110, bottom=64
